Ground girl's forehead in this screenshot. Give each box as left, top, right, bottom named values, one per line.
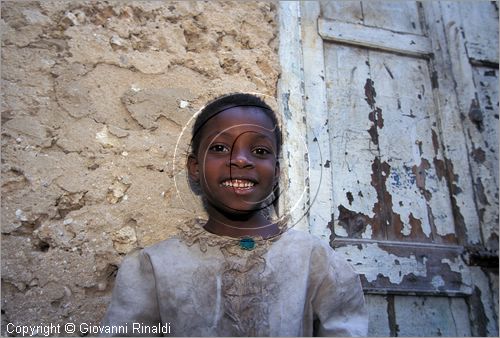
left=201, top=106, right=276, bottom=135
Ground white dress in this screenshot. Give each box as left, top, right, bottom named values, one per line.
left=101, top=219, right=368, bottom=336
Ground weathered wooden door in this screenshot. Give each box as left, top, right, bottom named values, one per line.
left=280, top=1, right=498, bottom=297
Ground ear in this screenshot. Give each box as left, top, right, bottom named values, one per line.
left=187, top=154, right=200, bottom=182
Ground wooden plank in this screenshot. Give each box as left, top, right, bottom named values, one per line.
left=318, top=18, right=433, bottom=57
left=323, top=43, right=385, bottom=241
left=394, top=296, right=471, bottom=336
left=365, top=50, right=456, bottom=244
left=470, top=66, right=499, bottom=250
left=421, top=2, right=482, bottom=246
left=300, top=1, right=334, bottom=240
left=439, top=1, right=499, bottom=250
left=320, top=0, right=363, bottom=25
left=321, top=2, right=473, bottom=295
left=333, top=239, right=472, bottom=295
left=469, top=267, right=500, bottom=336
left=323, top=44, right=456, bottom=243
left=362, top=0, right=423, bottom=35
left=277, top=1, right=309, bottom=232
left=365, top=295, right=391, bottom=336
left=458, top=1, right=499, bottom=64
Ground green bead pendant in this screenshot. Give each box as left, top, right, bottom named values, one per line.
left=239, top=237, right=255, bottom=250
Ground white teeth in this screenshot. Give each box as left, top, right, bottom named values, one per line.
left=221, top=179, right=255, bottom=188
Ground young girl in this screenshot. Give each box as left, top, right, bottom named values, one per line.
left=101, top=93, right=368, bottom=336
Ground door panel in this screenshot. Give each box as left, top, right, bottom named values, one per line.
left=323, top=20, right=455, bottom=244
left=280, top=0, right=497, bottom=330
left=316, top=1, right=472, bottom=294
left=324, top=44, right=383, bottom=240
left=368, top=50, right=456, bottom=244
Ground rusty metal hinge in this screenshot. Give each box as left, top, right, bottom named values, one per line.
left=462, top=246, right=499, bottom=268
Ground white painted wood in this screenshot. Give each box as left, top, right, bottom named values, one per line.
left=277, top=1, right=309, bottom=232
left=300, top=1, right=333, bottom=240
left=320, top=0, right=363, bottom=25
left=322, top=20, right=456, bottom=242
left=318, top=18, right=433, bottom=57
left=473, top=66, right=499, bottom=184
left=362, top=0, right=423, bottom=35
left=394, top=295, right=471, bottom=336
left=471, top=66, right=499, bottom=248
left=335, top=243, right=428, bottom=284
left=439, top=1, right=498, bottom=248
left=470, top=267, right=500, bottom=336
left=422, top=1, right=482, bottom=245
left=450, top=297, right=474, bottom=336
left=488, top=271, right=499, bottom=325
left=365, top=295, right=391, bottom=337
left=440, top=2, right=478, bottom=113
left=323, top=43, right=382, bottom=239
left=280, top=0, right=490, bottom=296
left=458, top=1, right=499, bottom=63
left=278, top=0, right=497, bottom=332
left=367, top=50, right=455, bottom=241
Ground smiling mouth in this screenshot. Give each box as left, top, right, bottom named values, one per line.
left=221, top=179, right=256, bottom=189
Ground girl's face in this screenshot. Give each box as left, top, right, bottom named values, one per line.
left=188, top=106, right=279, bottom=216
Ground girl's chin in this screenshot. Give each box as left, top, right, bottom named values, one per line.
left=208, top=202, right=265, bottom=218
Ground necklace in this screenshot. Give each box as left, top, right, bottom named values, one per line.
left=177, top=217, right=289, bottom=251
left=215, top=215, right=289, bottom=250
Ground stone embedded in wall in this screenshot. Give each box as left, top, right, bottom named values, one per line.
left=108, top=125, right=130, bottom=138
left=106, top=176, right=131, bottom=204
left=96, top=125, right=119, bottom=148
left=56, top=117, right=105, bottom=153
left=2, top=117, right=52, bottom=148
left=121, top=87, right=195, bottom=129
left=112, top=226, right=137, bottom=254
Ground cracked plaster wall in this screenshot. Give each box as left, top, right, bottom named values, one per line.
left=1, top=1, right=279, bottom=334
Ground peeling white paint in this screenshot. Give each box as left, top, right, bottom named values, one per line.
left=389, top=164, right=431, bottom=238
left=401, top=216, right=412, bottom=236
left=470, top=67, right=499, bottom=250
left=335, top=243, right=427, bottom=283
left=425, top=168, right=456, bottom=237
left=278, top=1, right=310, bottom=233
left=334, top=225, right=348, bottom=237
left=361, top=224, right=373, bottom=239
left=301, top=1, right=334, bottom=241
left=441, top=257, right=466, bottom=273
left=285, top=0, right=494, bottom=306
left=470, top=267, right=499, bottom=336
left=431, top=275, right=445, bottom=289
left=441, top=256, right=472, bottom=292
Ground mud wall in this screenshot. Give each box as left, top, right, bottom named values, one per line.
left=1, top=1, right=279, bottom=335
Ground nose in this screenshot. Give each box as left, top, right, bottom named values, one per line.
left=228, top=149, right=254, bottom=168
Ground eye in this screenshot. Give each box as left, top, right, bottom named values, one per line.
left=252, top=147, right=271, bottom=156
left=209, top=144, right=229, bottom=152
